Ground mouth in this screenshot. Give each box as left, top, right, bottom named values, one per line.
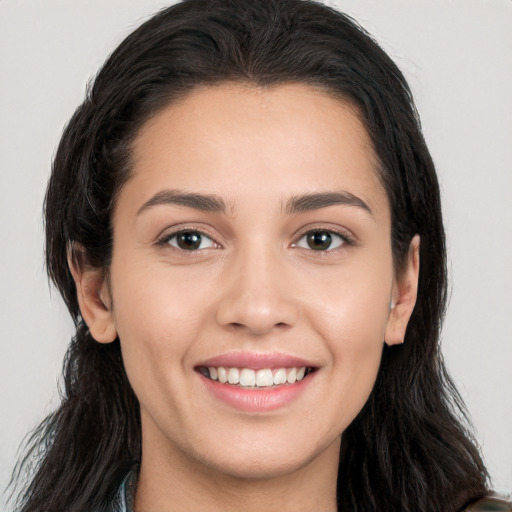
left=196, top=365, right=316, bottom=388
left=195, top=352, right=318, bottom=412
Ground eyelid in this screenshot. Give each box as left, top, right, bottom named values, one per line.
left=294, top=232, right=343, bottom=250
left=156, top=225, right=222, bottom=250
left=291, top=226, right=355, bottom=250
left=154, top=224, right=355, bottom=252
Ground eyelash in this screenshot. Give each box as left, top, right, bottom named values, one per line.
left=156, top=227, right=355, bottom=253
left=293, top=227, right=355, bottom=252
left=156, top=228, right=219, bottom=251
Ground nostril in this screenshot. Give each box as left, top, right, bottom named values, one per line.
left=216, top=292, right=299, bottom=335
left=226, top=321, right=291, bottom=334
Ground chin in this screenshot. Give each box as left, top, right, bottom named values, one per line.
left=191, top=433, right=340, bottom=481
left=204, top=452, right=316, bottom=481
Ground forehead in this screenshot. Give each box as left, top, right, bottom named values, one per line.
left=125, top=82, right=388, bottom=218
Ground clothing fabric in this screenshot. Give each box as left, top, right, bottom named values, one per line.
left=465, top=495, right=512, bottom=511
left=109, top=470, right=136, bottom=512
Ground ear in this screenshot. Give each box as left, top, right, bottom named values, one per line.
left=385, top=235, right=420, bottom=346
left=67, top=243, right=117, bottom=343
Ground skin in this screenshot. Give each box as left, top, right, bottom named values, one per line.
left=70, top=83, right=419, bottom=512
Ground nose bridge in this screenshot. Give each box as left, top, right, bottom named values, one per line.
left=216, top=240, right=298, bottom=334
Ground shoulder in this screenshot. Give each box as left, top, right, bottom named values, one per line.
left=464, top=494, right=512, bottom=511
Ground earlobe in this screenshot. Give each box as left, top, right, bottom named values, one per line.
left=67, top=243, right=117, bottom=344
left=385, top=235, right=420, bottom=346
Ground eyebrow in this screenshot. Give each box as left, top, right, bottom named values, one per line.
left=137, top=189, right=227, bottom=215
left=136, top=189, right=371, bottom=217
left=285, top=191, right=373, bottom=216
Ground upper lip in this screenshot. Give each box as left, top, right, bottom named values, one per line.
left=197, top=351, right=317, bottom=370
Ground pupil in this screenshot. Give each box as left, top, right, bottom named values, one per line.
left=307, top=231, right=332, bottom=250
left=178, top=232, right=201, bottom=250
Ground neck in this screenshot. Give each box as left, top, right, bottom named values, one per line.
left=134, top=425, right=340, bottom=512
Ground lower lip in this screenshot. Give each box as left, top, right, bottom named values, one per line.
left=199, top=373, right=313, bottom=413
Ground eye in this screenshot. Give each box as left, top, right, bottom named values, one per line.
left=294, top=230, right=346, bottom=251
left=165, top=230, right=214, bottom=251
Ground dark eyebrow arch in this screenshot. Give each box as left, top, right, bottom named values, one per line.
left=285, top=191, right=373, bottom=216
left=137, top=189, right=227, bottom=215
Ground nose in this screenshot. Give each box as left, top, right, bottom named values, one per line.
left=215, top=246, right=299, bottom=336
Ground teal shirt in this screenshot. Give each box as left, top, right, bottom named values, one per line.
left=465, top=496, right=512, bottom=511
left=109, top=471, right=136, bottom=512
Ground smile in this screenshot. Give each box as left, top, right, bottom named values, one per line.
left=196, top=352, right=318, bottom=412
left=198, top=366, right=314, bottom=388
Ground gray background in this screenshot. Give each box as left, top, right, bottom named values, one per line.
left=1, top=0, right=511, bottom=508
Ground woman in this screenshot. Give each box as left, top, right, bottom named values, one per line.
left=9, top=0, right=511, bottom=511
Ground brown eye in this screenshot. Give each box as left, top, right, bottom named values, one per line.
left=307, top=231, right=332, bottom=250
left=295, top=230, right=345, bottom=251
left=168, top=231, right=214, bottom=251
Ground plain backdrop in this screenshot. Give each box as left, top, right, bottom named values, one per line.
left=1, top=0, right=511, bottom=508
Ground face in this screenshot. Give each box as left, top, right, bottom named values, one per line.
left=78, top=83, right=418, bottom=481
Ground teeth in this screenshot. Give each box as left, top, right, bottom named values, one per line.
left=273, top=368, right=287, bottom=385
left=202, top=366, right=310, bottom=388
left=239, top=368, right=256, bottom=387
left=227, top=367, right=240, bottom=385
left=256, top=369, right=274, bottom=387
left=217, top=367, right=228, bottom=383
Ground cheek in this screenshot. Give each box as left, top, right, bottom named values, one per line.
left=306, top=261, right=392, bottom=419
left=110, top=263, right=214, bottom=392
left=112, top=260, right=211, bottom=339
left=321, top=292, right=387, bottom=383
left=309, top=259, right=392, bottom=347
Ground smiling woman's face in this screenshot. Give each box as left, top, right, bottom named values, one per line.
left=75, top=82, right=418, bottom=482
